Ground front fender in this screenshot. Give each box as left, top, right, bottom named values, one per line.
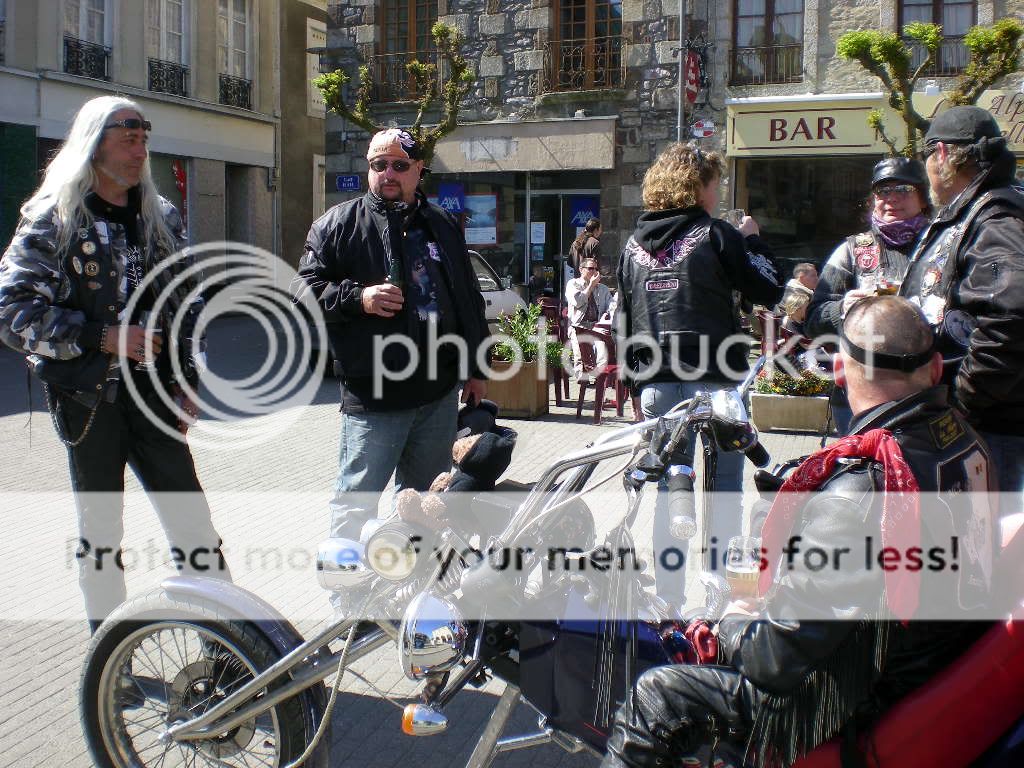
left=161, top=575, right=308, bottom=659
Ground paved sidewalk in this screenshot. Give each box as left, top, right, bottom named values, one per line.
left=0, top=316, right=823, bottom=767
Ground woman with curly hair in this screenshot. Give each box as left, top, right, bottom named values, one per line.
left=615, top=142, right=784, bottom=607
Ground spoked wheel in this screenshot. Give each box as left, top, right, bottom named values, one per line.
left=81, top=590, right=325, bottom=768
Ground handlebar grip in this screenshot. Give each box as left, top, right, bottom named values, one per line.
left=744, top=442, right=770, bottom=468
left=667, top=467, right=697, bottom=540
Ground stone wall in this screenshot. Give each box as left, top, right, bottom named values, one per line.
left=325, top=0, right=1024, bottom=249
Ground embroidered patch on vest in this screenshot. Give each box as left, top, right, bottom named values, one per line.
left=929, top=411, right=965, bottom=449
left=645, top=278, right=679, bottom=291
left=855, top=232, right=874, bottom=246
left=854, top=245, right=879, bottom=272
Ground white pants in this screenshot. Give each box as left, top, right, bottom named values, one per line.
left=569, top=327, right=609, bottom=383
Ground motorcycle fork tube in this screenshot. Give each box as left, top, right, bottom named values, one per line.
left=167, top=619, right=396, bottom=742
left=700, top=431, right=718, bottom=573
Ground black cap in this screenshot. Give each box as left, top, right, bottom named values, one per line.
left=871, top=157, right=928, bottom=189
left=924, top=106, right=1002, bottom=146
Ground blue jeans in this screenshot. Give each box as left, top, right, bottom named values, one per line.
left=640, top=381, right=745, bottom=608
left=980, top=431, right=1024, bottom=522
left=329, top=387, right=459, bottom=539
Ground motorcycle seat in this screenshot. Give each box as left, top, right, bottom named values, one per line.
left=793, top=515, right=1024, bottom=768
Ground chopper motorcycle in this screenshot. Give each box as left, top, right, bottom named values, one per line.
left=79, top=356, right=1024, bottom=768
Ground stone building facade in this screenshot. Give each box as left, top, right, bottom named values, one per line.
left=0, top=0, right=326, bottom=270
left=325, top=0, right=1024, bottom=287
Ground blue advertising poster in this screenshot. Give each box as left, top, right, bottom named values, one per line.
left=569, top=196, right=600, bottom=228
left=336, top=174, right=361, bottom=192
left=436, top=182, right=465, bottom=213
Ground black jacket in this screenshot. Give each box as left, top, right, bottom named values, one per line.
left=718, top=386, right=995, bottom=760
left=806, top=228, right=916, bottom=338
left=900, top=151, right=1024, bottom=435
left=296, top=192, right=489, bottom=401
left=0, top=196, right=200, bottom=403
left=615, top=208, right=783, bottom=384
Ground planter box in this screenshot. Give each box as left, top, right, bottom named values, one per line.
left=486, top=359, right=549, bottom=418
left=750, top=393, right=831, bottom=433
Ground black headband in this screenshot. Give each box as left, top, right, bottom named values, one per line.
left=840, top=330, right=935, bottom=372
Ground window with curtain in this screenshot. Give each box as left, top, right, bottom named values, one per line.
left=375, top=0, right=437, bottom=101
left=547, top=0, right=623, bottom=91
left=147, top=0, right=186, bottom=64
left=731, top=0, right=804, bottom=85
left=899, top=0, right=975, bottom=75
left=217, top=0, right=249, bottom=78
left=64, top=0, right=106, bottom=44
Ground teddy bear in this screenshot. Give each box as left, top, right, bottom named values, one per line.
left=395, top=399, right=517, bottom=534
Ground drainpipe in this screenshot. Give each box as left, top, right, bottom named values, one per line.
left=677, top=0, right=686, bottom=142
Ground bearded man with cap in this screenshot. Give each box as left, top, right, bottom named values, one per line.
left=296, top=128, right=489, bottom=549
left=805, top=156, right=931, bottom=432
left=901, top=105, right=1024, bottom=497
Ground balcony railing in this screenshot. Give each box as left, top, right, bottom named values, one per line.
left=540, top=36, right=624, bottom=93
left=148, top=58, right=189, bottom=97
left=64, top=35, right=111, bottom=80
left=367, top=50, right=439, bottom=103
left=908, top=37, right=970, bottom=77
left=730, top=43, right=803, bottom=86
left=219, top=73, right=252, bottom=110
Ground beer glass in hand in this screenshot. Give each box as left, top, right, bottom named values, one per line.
left=725, top=536, right=761, bottom=599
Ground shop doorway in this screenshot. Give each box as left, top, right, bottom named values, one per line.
left=515, top=186, right=601, bottom=303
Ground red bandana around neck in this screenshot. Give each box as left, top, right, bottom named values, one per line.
left=758, top=428, right=922, bottom=620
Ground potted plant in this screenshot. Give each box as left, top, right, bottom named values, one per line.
left=749, top=358, right=833, bottom=433
left=488, top=303, right=566, bottom=418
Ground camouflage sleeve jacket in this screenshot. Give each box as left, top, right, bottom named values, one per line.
left=0, top=198, right=201, bottom=397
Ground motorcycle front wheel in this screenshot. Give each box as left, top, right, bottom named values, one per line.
left=81, top=589, right=326, bottom=768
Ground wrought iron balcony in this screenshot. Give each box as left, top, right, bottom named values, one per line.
left=908, top=37, right=970, bottom=77
left=367, top=50, right=439, bottom=103
left=730, top=43, right=803, bottom=86
left=219, top=73, right=252, bottom=110
left=540, top=36, right=625, bottom=93
left=64, top=35, right=111, bottom=80
left=148, top=58, right=189, bottom=97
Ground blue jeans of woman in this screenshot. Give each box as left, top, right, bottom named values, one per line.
left=640, top=380, right=745, bottom=609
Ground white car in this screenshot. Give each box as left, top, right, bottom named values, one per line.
left=469, top=250, right=526, bottom=330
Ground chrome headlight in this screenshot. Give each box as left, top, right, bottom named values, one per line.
left=365, top=521, right=422, bottom=582
left=399, top=592, right=468, bottom=680
left=316, top=537, right=373, bottom=591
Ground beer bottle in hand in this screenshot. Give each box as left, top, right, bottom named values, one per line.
left=387, top=252, right=404, bottom=291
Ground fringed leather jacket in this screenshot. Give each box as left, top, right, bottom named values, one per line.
left=719, top=386, right=996, bottom=766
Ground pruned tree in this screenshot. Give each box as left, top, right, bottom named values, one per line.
left=313, top=22, right=475, bottom=164
left=836, top=18, right=1024, bottom=156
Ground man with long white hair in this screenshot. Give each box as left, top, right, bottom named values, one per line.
left=0, top=95, right=230, bottom=632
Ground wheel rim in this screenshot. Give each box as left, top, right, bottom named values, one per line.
left=96, top=622, right=285, bottom=767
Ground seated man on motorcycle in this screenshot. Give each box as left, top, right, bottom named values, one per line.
left=602, top=295, right=997, bottom=768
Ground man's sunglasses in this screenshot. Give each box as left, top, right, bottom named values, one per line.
left=873, top=184, right=917, bottom=198
left=104, top=118, right=152, bottom=132
left=368, top=158, right=413, bottom=173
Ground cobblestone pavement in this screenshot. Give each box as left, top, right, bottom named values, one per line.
left=0, top=316, right=823, bottom=767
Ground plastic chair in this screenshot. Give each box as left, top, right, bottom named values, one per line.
left=539, top=297, right=571, bottom=406
left=574, top=331, right=641, bottom=424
